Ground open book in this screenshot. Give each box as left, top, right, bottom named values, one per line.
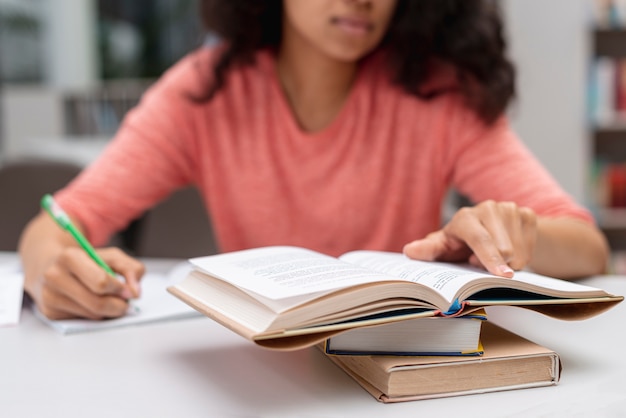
left=323, top=321, right=561, bottom=403
left=167, top=246, right=623, bottom=350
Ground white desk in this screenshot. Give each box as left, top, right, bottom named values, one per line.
left=1, top=254, right=626, bottom=418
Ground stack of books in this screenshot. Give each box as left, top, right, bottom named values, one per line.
left=167, top=245, right=623, bottom=401
left=321, top=318, right=560, bottom=402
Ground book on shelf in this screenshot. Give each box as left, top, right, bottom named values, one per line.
left=323, top=310, right=486, bottom=356
left=167, top=246, right=623, bottom=350
left=322, top=322, right=561, bottom=403
left=588, top=161, right=626, bottom=214
left=588, top=57, right=626, bottom=126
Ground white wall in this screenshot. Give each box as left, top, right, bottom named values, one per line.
left=42, top=0, right=99, bottom=89
left=1, top=87, right=64, bottom=159
left=0, top=0, right=101, bottom=165
left=502, top=0, right=591, bottom=204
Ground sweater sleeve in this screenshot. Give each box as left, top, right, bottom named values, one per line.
left=444, top=104, right=594, bottom=224
left=54, top=52, right=208, bottom=246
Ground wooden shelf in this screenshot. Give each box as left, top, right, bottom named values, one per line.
left=592, top=29, right=626, bottom=249
left=594, top=127, right=626, bottom=161
left=594, top=29, right=626, bottom=57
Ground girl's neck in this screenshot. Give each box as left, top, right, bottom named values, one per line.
left=277, top=39, right=358, bottom=133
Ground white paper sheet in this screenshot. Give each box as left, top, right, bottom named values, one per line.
left=0, top=261, right=24, bottom=327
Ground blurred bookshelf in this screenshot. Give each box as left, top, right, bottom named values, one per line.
left=0, top=0, right=203, bottom=165
left=587, top=1, right=626, bottom=271
left=588, top=30, right=626, bottom=239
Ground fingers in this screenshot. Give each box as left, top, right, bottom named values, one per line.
left=404, top=201, right=538, bottom=278
left=403, top=231, right=454, bottom=261
left=39, top=278, right=129, bottom=320
left=481, top=202, right=536, bottom=271
left=445, top=207, right=515, bottom=278
left=477, top=201, right=528, bottom=271
left=58, top=248, right=129, bottom=297
left=35, top=246, right=144, bottom=320
left=99, top=248, right=145, bottom=298
left=477, top=202, right=515, bottom=263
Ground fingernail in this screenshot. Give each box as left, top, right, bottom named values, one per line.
left=132, top=283, right=141, bottom=298
left=121, top=288, right=134, bottom=299
left=499, top=264, right=514, bottom=276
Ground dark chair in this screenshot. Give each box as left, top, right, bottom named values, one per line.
left=130, top=186, right=219, bottom=258
left=0, top=159, right=217, bottom=257
left=0, top=159, right=83, bottom=251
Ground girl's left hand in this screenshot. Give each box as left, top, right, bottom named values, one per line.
left=403, top=200, right=537, bottom=278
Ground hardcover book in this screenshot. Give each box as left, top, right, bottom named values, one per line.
left=324, top=311, right=486, bottom=356
left=323, top=322, right=561, bottom=402
left=168, top=246, right=622, bottom=350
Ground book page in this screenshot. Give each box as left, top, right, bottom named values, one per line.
left=189, top=246, right=399, bottom=300
left=340, top=251, right=607, bottom=302
left=339, top=251, right=497, bottom=303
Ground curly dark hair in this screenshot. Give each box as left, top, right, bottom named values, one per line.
left=199, top=0, right=515, bottom=124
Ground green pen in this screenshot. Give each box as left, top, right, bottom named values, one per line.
left=41, top=194, right=117, bottom=277
left=41, top=194, right=140, bottom=314
left=41, top=194, right=139, bottom=313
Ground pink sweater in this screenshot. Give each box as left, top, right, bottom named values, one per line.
left=56, top=47, right=593, bottom=257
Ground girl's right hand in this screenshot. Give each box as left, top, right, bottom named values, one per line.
left=26, top=246, right=145, bottom=320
